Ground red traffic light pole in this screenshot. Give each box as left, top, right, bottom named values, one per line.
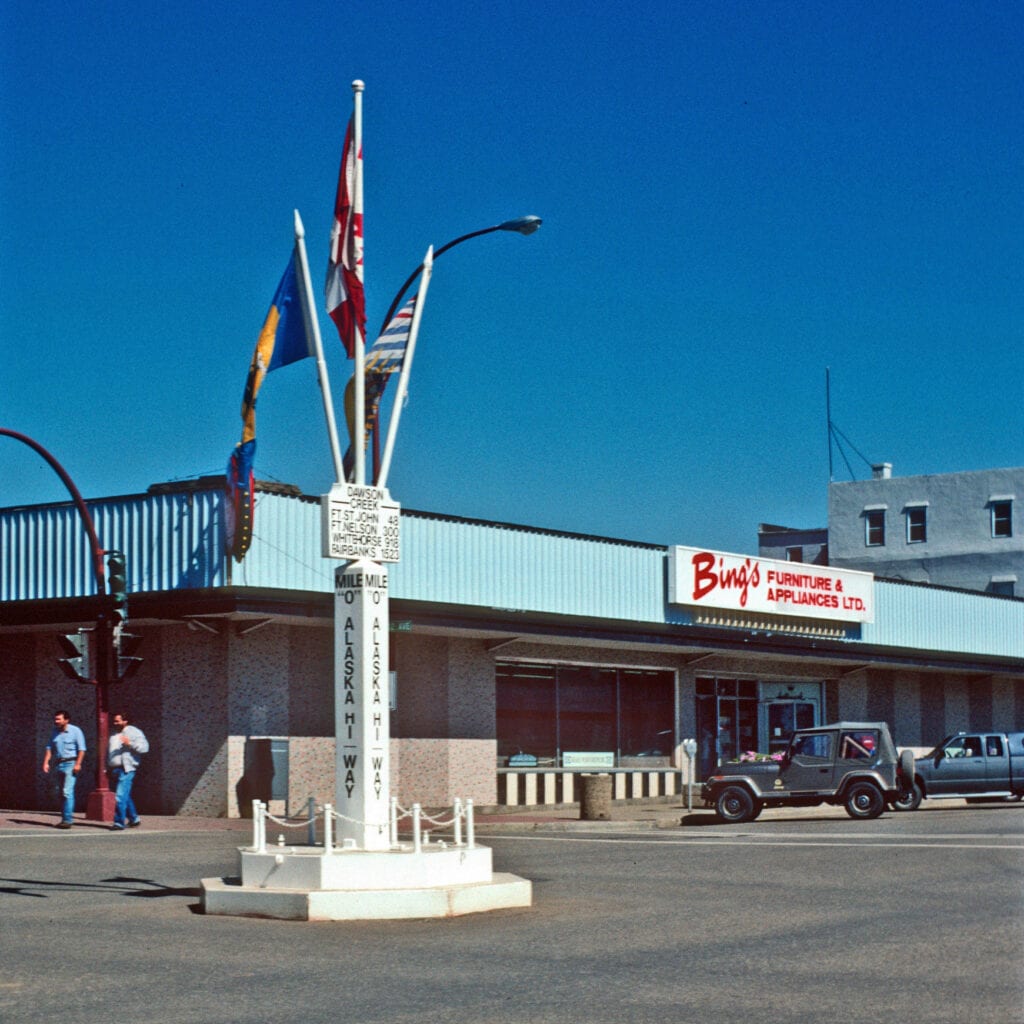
left=0, top=428, right=117, bottom=821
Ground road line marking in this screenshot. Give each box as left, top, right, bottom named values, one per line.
left=479, top=833, right=1024, bottom=850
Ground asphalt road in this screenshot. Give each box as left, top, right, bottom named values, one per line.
left=2, top=803, right=1022, bottom=1024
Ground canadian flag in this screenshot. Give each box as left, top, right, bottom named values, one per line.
left=325, top=117, right=365, bottom=357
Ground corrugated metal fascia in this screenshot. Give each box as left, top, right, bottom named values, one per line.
left=2, top=503, right=97, bottom=600
left=862, top=580, right=1024, bottom=659
left=235, top=490, right=333, bottom=593
left=239, top=498, right=666, bottom=620
left=389, top=513, right=666, bottom=622
left=6, top=490, right=1023, bottom=664
left=0, top=490, right=227, bottom=601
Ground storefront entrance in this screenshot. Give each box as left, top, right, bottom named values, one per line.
left=696, top=677, right=821, bottom=778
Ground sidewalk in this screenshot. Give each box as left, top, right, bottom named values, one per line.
left=0, top=798, right=858, bottom=836
left=0, top=802, right=688, bottom=836
left=0, top=808, right=252, bottom=835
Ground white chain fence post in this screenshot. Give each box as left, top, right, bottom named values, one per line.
left=466, top=798, right=475, bottom=849
left=389, top=797, right=398, bottom=847
left=412, top=803, right=422, bottom=853
left=252, top=800, right=266, bottom=852
left=323, top=802, right=333, bottom=854
left=453, top=797, right=463, bottom=846
left=307, top=796, right=317, bottom=846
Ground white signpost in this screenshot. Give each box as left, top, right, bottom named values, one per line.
left=323, top=484, right=399, bottom=849
left=333, top=559, right=391, bottom=850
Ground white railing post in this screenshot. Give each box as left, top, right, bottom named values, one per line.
left=323, top=802, right=334, bottom=854
left=252, top=799, right=263, bottom=852
left=390, top=796, right=398, bottom=847
left=453, top=798, right=463, bottom=846
left=466, top=798, right=475, bottom=849
left=412, top=803, right=422, bottom=854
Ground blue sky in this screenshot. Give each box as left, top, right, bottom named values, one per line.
left=2, top=1, right=1022, bottom=555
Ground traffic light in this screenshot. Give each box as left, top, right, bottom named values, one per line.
left=107, top=551, right=128, bottom=619
left=112, top=629, right=143, bottom=682
left=57, top=628, right=95, bottom=684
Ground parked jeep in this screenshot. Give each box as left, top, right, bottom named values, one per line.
left=701, top=721, right=914, bottom=823
left=892, top=731, right=1024, bottom=810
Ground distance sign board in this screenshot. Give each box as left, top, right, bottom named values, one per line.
left=321, top=484, right=400, bottom=563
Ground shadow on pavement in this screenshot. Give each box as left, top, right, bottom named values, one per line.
left=0, top=874, right=202, bottom=900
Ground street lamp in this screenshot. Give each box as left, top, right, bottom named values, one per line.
left=367, top=215, right=542, bottom=479
left=377, top=215, right=542, bottom=338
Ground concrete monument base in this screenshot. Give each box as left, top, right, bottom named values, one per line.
left=201, top=841, right=532, bottom=921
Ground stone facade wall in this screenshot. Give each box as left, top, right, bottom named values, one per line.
left=0, top=625, right=1019, bottom=816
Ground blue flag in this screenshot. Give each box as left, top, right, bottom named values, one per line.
left=227, top=253, right=313, bottom=560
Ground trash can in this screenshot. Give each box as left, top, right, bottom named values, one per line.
left=579, top=773, right=612, bottom=820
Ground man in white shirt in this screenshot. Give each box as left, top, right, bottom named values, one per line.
left=107, top=712, right=149, bottom=831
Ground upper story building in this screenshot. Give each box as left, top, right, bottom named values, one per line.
left=827, top=464, right=1022, bottom=596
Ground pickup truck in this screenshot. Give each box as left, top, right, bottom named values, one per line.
left=893, top=731, right=1024, bottom=810
left=701, top=721, right=914, bottom=823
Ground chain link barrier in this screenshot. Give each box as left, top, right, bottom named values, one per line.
left=250, top=797, right=475, bottom=854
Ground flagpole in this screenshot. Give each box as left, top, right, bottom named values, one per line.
left=351, top=79, right=366, bottom=486
left=294, top=209, right=345, bottom=483
left=377, top=246, right=433, bottom=490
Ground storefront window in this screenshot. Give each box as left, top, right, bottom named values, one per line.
left=559, top=666, right=616, bottom=753
left=496, top=663, right=557, bottom=764
left=496, top=662, right=674, bottom=767
left=619, top=670, right=675, bottom=758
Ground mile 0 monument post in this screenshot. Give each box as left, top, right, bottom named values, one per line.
left=323, top=482, right=400, bottom=850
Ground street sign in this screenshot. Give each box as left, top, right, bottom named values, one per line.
left=321, top=484, right=400, bottom=563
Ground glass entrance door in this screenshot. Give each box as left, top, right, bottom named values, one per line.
left=763, top=701, right=817, bottom=756
left=696, top=679, right=758, bottom=778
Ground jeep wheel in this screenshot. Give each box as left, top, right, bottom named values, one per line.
left=715, top=785, right=760, bottom=824
left=892, top=781, right=922, bottom=812
left=844, top=781, right=885, bottom=819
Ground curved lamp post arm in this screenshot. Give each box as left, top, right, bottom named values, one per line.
left=0, top=428, right=106, bottom=593
left=377, top=216, right=541, bottom=337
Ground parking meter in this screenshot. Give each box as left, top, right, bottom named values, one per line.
left=681, top=738, right=698, bottom=810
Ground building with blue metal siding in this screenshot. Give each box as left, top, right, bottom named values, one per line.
left=2, top=477, right=1021, bottom=817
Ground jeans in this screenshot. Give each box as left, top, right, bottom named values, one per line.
left=112, top=768, right=139, bottom=828
left=55, top=763, right=77, bottom=823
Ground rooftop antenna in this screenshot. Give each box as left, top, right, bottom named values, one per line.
left=826, top=367, right=833, bottom=482
left=826, top=368, right=876, bottom=481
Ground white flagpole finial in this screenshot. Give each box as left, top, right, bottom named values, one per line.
left=352, top=79, right=365, bottom=92
left=293, top=209, right=305, bottom=238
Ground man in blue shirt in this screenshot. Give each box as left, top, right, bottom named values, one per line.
left=42, top=710, right=87, bottom=828
left=107, top=712, right=149, bottom=831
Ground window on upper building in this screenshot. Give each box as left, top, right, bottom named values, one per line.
left=786, top=546, right=803, bottom=562
left=991, top=500, right=1013, bottom=538
left=989, top=578, right=1016, bottom=597
left=865, top=509, right=885, bottom=547
left=906, top=506, right=927, bottom=543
